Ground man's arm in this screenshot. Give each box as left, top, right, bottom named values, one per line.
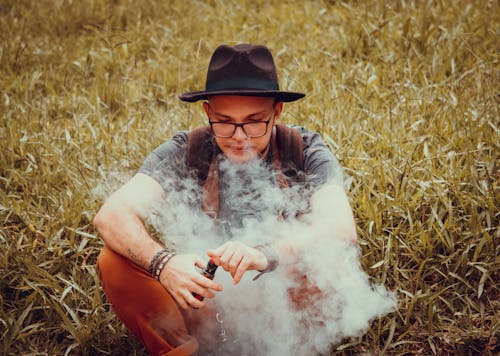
left=207, top=182, right=357, bottom=284
left=93, top=173, right=166, bottom=269
left=93, top=172, right=223, bottom=309
left=272, top=182, right=358, bottom=265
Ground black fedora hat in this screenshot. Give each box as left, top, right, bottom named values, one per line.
left=179, top=44, right=305, bottom=103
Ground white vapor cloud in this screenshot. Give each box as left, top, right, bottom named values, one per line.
left=146, top=156, right=396, bottom=355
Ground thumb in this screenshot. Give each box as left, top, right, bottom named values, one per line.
left=194, top=255, right=206, bottom=270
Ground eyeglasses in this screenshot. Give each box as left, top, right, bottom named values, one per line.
left=208, top=108, right=274, bottom=138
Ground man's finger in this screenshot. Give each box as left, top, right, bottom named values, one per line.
left=173, top=291, right=189, bottom=310
left=207, top=245, right=227, bottom=266
left=233, top=256, right=250, bottom=284
left=182, top=290, right=205, bottom=309
left=190, top=283, right=215, bottom=299
left=195, top=257, right=206, bottom=270
left=193, top=274, right=223, bottom=291
left=207, top=243, right=228, bottom=257
left=228, top=252, right=243, bottom=277
left=220, top=246, right=237, bottom=271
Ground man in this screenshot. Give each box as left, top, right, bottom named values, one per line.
left=94, top=43, right=357, bottom=355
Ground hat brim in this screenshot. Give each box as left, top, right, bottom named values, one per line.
left=178, top=89, right=305, bottom=103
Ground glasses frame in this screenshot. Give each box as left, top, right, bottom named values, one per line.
left=207, top=107, right=275, bottom=138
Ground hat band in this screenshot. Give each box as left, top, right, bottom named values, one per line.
left=206, top=77, right=279, bottom=91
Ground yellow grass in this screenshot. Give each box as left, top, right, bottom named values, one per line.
left=0, top=0, right=498, bottom=354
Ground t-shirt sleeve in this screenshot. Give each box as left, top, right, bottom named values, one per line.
left=299, top=127, right=344, bottom=188
left=138, top=131, right=189, bottom=191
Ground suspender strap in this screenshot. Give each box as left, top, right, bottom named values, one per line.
left=186, top=126, right=215, bottom=184
left=275, top=124, right=304, bottom=177
left=187, top=125, right=304, bottom=219
left=201, top=155, right=220, bottom=219
left=271, top=126, right=290, bottom=189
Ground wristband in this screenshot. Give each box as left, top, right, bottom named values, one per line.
left=154, top=252, right=176, bottom=280
left=252, top=244, right=279, bottom=281
left=148, top=248, right=172, bottom=276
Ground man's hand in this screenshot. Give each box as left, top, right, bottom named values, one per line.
left=159, top=254, right=223, bottom=309
left=207, top=241, right=268, bottom=285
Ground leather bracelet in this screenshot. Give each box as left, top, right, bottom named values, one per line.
left=154, top=252, right=176, bottom=280
left=252, top=244, right=279, bottom=281
left=148, top=248, right=170, bottom=275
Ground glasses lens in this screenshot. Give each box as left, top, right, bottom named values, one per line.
left=211, top=123, right=235, bottom=137
left=243, top=122, right=267, bottom=137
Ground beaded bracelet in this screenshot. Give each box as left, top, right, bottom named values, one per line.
left=154, top=252, right=176, bottom=280
left=148, top=249, right=170, bottom=275
left=252, top=244, right=279, bottom=281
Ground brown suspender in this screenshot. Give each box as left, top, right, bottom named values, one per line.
left=186, top=124, right=304, bottom=218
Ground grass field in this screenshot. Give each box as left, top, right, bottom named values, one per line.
left=0, top=0, right=498, bottom=354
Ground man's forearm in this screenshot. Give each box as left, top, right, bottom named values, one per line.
left=93, top=204, right=164, bottom=270
left=270, top=184, right=357, bottom=267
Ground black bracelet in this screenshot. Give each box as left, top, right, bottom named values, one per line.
left=154, top=252, right=176, bottom=280
left=252, top=244, right=279, bottom=281
left=148, top=249, right=169, bottom=275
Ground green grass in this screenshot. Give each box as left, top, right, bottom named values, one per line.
left=1, top=0, right=498, bottom=354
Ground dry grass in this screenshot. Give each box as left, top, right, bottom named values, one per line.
left=0, top=0, right=498, bottom=354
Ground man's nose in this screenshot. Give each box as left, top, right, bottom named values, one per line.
left=232, top=126, right=247, bottom=140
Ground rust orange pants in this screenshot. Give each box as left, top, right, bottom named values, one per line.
left=97, top=245, right=219, bottom=356
left=97, top=246, right=321, bottom=355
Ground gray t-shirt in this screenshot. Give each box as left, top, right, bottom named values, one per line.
left=139, top=126, right=343, bottom=234
left=139, top=126, right=343, bottom=189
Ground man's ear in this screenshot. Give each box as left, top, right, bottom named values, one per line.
left=273, top=101, right=283, bottom=123
left=202, top=101, right=210, bottom=116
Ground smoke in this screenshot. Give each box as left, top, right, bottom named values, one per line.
left=146, top=155, right=396, bottom=355
left=91, top=169, right=132, bottom=201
